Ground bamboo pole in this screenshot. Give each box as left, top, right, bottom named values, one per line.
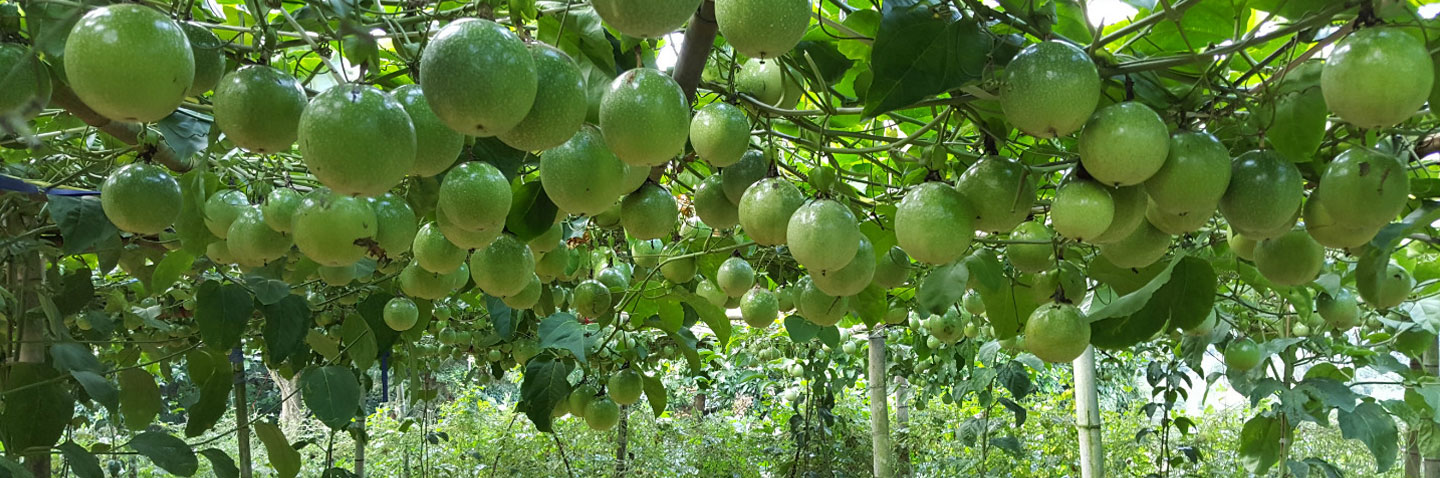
left=869, top=331, right=893, bottom=478
left=1074, top=346, right=1104, bottom=478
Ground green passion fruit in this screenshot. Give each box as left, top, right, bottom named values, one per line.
left=740, top=288, right=779, bottom=328
left=872, top=246, right=911, bottom=289
left=1316, top=289, right=1361, bottom=330
left=412, top=223, right=467, bottom=274
left=736, top=59, right=785, bottom=106
left=1090, top=185, right=1146, bottom=244
left=1098, top=221, right=1171, bottom=269
left=180, top=22, right=224, bottom=97
left=795, top=276, right=848, bottom=326
left=786, top=199, right=862, bottom=272
left=383, top=297, right=420, bottom=332
left=226, top=207, right=292, bottom=267
left=721, top=150, right=768, bottom=204
left=608, top=368, right=645, bottom=406
left=262, top=188, right=302, bottom=234
left=592, top=0, right=702, bottom=38
left=1322, top=27, right=1434, bottom=129
left=1006, top=221, right=1054, bottom=274
left=716, top=257, right=756, bottom=298
left=620, top=183, right=678, bottom=240
left=391, top=84, right=464, bottom=177
left=714, top=0, right=810, bottom=59
left=64, top=4, right=194, bottom=122
left=438, top=161, right=512, bottom=233
left=690, top=102, right=752, bottom=168
left=1224, top=338, right=1262, bottom=371
left=895, top=182, right=974, bottom=265
left=213, top=65, right=307, bottom=154
left=1050, top=179, right=1114, bottom=242
left=956, top=156, right=1036, bottom=233
left=1316, top=147, right=1409, bottom=228
left=738, top=177, right=806, bottom=246
left=469, top=234, right=535, bottom=297
left=418, top=18, right=537, bottom=137
left=1219, top=150, right=1303, bottom=239
left=694, top=175, right=740, bottom=229
left=101, top=163, right=182, bottom=235
left=1144, top=131, right=1232, bottom=216
left=0, top=43, right=51, bottom=118
left=298, top=85, right=416, bottom=197
left=1357, top=263, right=1414, bottom=309
left=1145, top=200, right=1211, bottom=235
left=599, top=68, right=690, bottom=167
left=1000, top=41, right=1100, bottom=138
left=203, top=189, right=249, bottom=239
left=541, top=126, right=627, bottom=216
left=1024, top=302, right=1091, bottom=363
left=1302, top=195, right=1381, bottom=250
left=1077, top=102, right=1170, bottom=186
left=291, top=192, right=377, bottom=267
left=1253, top=228, right=1324, bottom=287
left=573, top=279, right=613, bottom=318
left=497, top=44, right=588, bottom=152
left=368, top=193, right=418, bottom=255
left=812, top=235, right=876, bottom=297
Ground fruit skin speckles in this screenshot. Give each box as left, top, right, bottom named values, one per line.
left=999, top=41, right=1100, bottom=139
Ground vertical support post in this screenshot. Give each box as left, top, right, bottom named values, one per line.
left=671, top=1, right=717, bottom=103
left=1425, top=344, right=1440, bottom=478
left=1074, top=346, right=1104, bottom=478
left=231, top=347, right=253, bottom=478
left=16, top=255, right=49, bottom=478
left=869, top=331, right=893, bottom=478
left=615, top=407, right=628, bottom=477
left=895, top=376, right=911, bottom=477
left=354, top=418, right=366, bottom=478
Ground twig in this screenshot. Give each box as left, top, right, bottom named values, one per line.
left=552, top=432, right=576, bottom=478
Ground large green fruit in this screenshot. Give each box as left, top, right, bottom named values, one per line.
left=573, top=279, right=613, bottom=317
left=439, top=161, right=512, bottom=233
left=1317, top=147, right=1409, bottom=228
left=1091, top=185, right=1146, bottom=244
left=599, top=68, right=689, bottom=166
left=469, top=234, right=535, bottom=297
left=1316, top=289, right=1360, bottom=330
left=795, top=276, right=848, bottom=326
left=1145, top=131, right=1231, bottom=216
left=717, top=257, right=755, bottom=298
left=503, top=274, right=543, bottom=309
left=620, top=183, right=678, bottom=240
left=1077, top=102, right=1169, bottom=186
left=714, top=0, right=810, bottom=59
left=722, top=150, right=768, bottom=203
left=0, top=43, right=50, bottom=118
left=180, top=22, right=223, bottom=96
left=298, top=85, right=416, bottom=197
left=697, top=279, right=728, bottom=307
left=928, top=309, right=965, bottom=344
left=812, top=236, right=875, bottom=297
left=608, top=369, right=645, bottom=406
left=592, top=0, right=701, bottom=38
left=1025, top=302, right=1090, bottom=363
left=736, top=59, right=784, bottom=106
left=660, top=246, right=697, bottom=283
left=1303, top=196, right=1380, bottom=249
left=1253, top=228, right=1324, bottom=287
left=497, top=44, right=587, bottom=151
left=392, top=85, right=463, bottom=177
left=261, top=188, right=302, bottom=234
left=1006, top=221, right=1054, bottom=273
left=1219, top=150, right=1303, bottom=239
left=568, top=384, right=598, bottom=419
left=1051, top=179, right=1114, bottom=242
left=541, top=126, right=627, bottom=216
left=383, top=297, right=419, bottom=331
left=418, top=18, right=537, bottom=136
left=787, top=199, right=862, bottom=272
left=738, top=177, right=805, bottom=245
left=1357, top=263, right=1413, bottom=309
left=1145, top=201, right=1211, bottom=235
left=1098, top=221, right=1170, bottom=269
left=64, top=4, right=194, bottom=122
left=101, top=163, right=181, bottom=235
left=226, top=207, right=291, bottom=267
left=895, top=182, right=974, bottom=264
left=873, top=246, right=911, bottom=289
left=319, top=263, right=359, bottom=287
left=412, top=223, right=467, bottom=274
left=203, top=189, right=249, bottom=239
left=694, top=175, right=740, bottom=229
left=213, top=65, right=307, bottom=154
left=436, top=206, right=501, bottom=249
left=740, top=288, right=778, bottom=328
left=1228, top=230, right=1258, bottom=261
left=369, top=193, right=418, bottom=255
left=1224, top=338, right=1262, bottom=371
left=619, top=164, right=651, bottom=196
left=584, top=397, right=621, bottom=431
left=1322, top=28, right=1434, bottom=129
left=1000, top=41, right=1100, bottom=138
left=690, top=102, right=751, bottom=167
left=956, top=157, right=1036, bottom=233
left=631, top=239, right=664, bottom=269
left=292, top=193, right=376, bottom=267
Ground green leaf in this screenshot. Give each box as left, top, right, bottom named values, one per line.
left=817, top=326, right=841, bottom=349
left=1051, top=0, right=1093, bottom=43
left=54, top=267, right=93, bottom=316
left=654, top=299, right=683, bottom=333
left=1087, top=254, right=1187, bottom=322
left=667, top=328, right=702, bottom=373
left=1339, top=402, right=1399, bottom=472
left=175, top=170, right=217, bottom=255
left=1134, top=1, right=1248, bottom=57
left=1299, top=378, right=1360, bottom=413
left=70, top=371, right=118, bottom=413
left=538, top=312, right=588, bottom=364
left=199, top=449, right=239, bottom=478
left=154, top=109, right=212, bottom=162
left=853, top=284, right=887, bottom=327
left=263, top=296, right=312, bottom=367
left=50, top=342, right=102, bottom=373
left=0, top=456, right=32, bottom=478
left=997, top=361, right=1032, bottom=400
left=965, top=251, right=1036, bottom=339
left=130, top=431, right=199, bottom=476
left=195, top=281, right=253, bottom=351
left=505, top=181, right=559, bottom=242
left=47, top=195, right=118, bottom=254
left=25, top=0, right=84, bottom=58
left=535, top=3, right=615, bottom=75
left=254, top=422, right=300, bottom=478
left=341, top=313, right=378, bottom=371
left=1088, top=255, right=1166, bottom=295
left=863, top=0, right=993, bottom=116
left=784, top=315, right=821, bottom=343
left=0, top=363, right=73, bottom=455
left=795, top=40, right=854, bottom=86
left=918, top=260, right=969, bottom=315
left=1256, top=62, right=1326, bottom=163
left=356, top=292, right=400, bottom=354
left=1250, top=0, right=1339, bottom=19
left=59, top=441, right=103, bottom=478
left=243, top=273, right=292, bottom=306
left=487, top=294, right=515, bottom=340
left=1239, top=414, right=1292, bottom=474
left=641, top=372, right=666, bottom=418
left=1090, top=256, right=1215, bottom=348
left=150, top=251, right=196, bottom=296
left=681, top=297, right=732, bottom=350
left=184, top=349, right=232, bottom=437
left=118, top=368, right=162, bottom=431
left=518, top=353, right=573, bottom=433
left=301, top=366, right=362, bottom=429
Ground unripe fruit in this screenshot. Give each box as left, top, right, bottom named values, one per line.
left=1322, top=28, right=1434, bottom=129
left=65, top=4, right=194, bottom=122
left=600, top=68, right=689, bottom=167
left=691, top=102, right=752, bottom=167
left=213, top=65, right=307, bottom=154
left=787, top=199, right=862, bottom=272
left=497, top=44, right=588, bottom=152
left=101, top=163, right=182, bottom=235
left=956, top=157, right=1036, bottom=233
left=1051, top=179, right=1114, bottom=242
left=1078, top=102, right=1170, bottom=186
left=715, top=0, right=810, bottom=59
left=419, top=18, right=537, bottom=136
left=895, top=182, right=974, bottom=264
left=1001, top=41, right=1100, bottom=138
left=738, top=178, right=805, bottom=246
left=392, top=84, right=464, bottom=177
left=298, top=85, right=416, bottom=197
left=1025, top=302, right=1090, bottom=363
left=383, top=297, right=419, bottom=331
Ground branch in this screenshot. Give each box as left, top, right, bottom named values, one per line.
left=48, top=84, right=195, bottom=172
left=671, top=0, right=717, bottom=103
